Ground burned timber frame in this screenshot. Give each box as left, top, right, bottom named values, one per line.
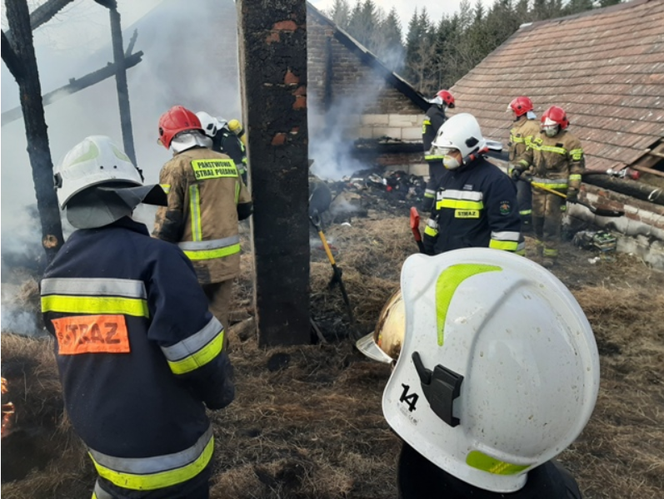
left=237, top=0, right=311, bottom=346
left=1, top=0, right=141, bottom=262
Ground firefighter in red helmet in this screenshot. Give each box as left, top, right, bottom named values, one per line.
left=422, top=90, right=455, bottom=211
left=507, top=96, right=540, bottom=231
left=513, top=105, right=585, bottom=267
left=154, top=105, right=252, bottom=333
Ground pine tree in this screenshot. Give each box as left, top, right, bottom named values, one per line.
left=329, top=0, right=351, bottom=29
left=375, top=8, right=405, bottom=72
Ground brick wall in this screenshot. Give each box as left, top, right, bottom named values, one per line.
left=307, top=14, right=423, bottom=143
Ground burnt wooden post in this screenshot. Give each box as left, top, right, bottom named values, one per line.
left=108, top=6, right=137, bottom=166
left=3, top=0, right=64, bottom=262
left=237, top=0, right=311, bottom=346
left=1, top=51, right=144, bottom=126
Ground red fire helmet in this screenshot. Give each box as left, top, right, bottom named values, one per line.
left=541, top=105, right=570, bottom=130
left=436, top=90, right=455, bottom=108
left=158, top=105, right=203, bottom=149
left=508, top=96, right=534, bottom=117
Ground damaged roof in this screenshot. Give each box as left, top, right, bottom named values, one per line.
left=451, top=0, right=664, bottom=172
left=306, top=3, right=430, bottom=112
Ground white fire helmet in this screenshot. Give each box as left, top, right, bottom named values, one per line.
left=431, top=113, right=488, bottom=169
left=55, top=135, right=142, bottom=209
left=356, top=290, right=405, bottom=364
left=196, top=111, right=228, bottom=138
left=382, top=248, right=600, bottom=493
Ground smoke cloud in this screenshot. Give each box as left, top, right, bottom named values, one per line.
left=1, top=0, right=243, bottom=331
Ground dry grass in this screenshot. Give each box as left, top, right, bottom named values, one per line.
left=2, top=213, right=664, bottom=498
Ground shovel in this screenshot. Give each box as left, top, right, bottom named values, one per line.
left=309, top=210, right=358, bottom=340
left=524, top=177, right=624, bottom=217
left=410, top=207, right=425, bottom=253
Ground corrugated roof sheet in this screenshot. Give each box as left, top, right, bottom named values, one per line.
left=450, top=0, right=664, bottom=171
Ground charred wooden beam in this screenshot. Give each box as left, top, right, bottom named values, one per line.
left=124, top=29, right=138, bottom=57
left=5, top=0, right=64, bottom=261
left=93, top=0, right=117, bottom=8
left=1, top=30, right=25, bottom=79
left=1, top=51, right=143, bottom=127
left=238, top=0, right=311, bottom=346
left=4, top=0, right=76, bottom=44
left=108, top=6, right=137, bottom=166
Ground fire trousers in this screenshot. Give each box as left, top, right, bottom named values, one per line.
left=202, top=279, right=234, bottom=333
left=531, top=188, right=565, bottom=259
left=516, top=178, right=533, bottom=229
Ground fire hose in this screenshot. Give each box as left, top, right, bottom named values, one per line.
left=523, top=176, right=624, bottom=217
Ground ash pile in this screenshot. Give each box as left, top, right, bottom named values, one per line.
left=309, top=168, right=426, bottom=225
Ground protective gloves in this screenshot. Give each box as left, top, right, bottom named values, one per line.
left=510, top=165, right=525, bottom=181
left=566, top=190, right=578, bottom=203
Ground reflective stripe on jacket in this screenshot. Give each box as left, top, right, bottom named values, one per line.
left=422, top=157, right=523, bottom=255
left=517, top=130, right=585, bottom=192
left=422, top=105, right=447, bottom=162
left=508, top=116, right=540, bottom=162
left=153, top=147, right=252, bottom=284
left=41, top=218, right=234, bottom=494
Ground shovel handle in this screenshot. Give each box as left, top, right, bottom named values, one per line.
left=318, top=230, right=336, bottom=266
left=529, top=180, right=624, bottom=217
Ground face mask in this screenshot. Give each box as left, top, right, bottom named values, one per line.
left=543, top=126, right=558, bottom=138
left=443, top=155, right=461, bottom=170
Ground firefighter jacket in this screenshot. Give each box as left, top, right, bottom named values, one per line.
left=508, top=116, right=541, bottom=163
left=211, top=126, right=248, bottom=184
left=422, top=156, right=523, bottom=255
left=422, top=106, right=448, bottom=205
left=153, top=146, right=252, bottom=285
left=517, top=130, right=585, bottom=194
left=41, top=217, right=234, bottom=494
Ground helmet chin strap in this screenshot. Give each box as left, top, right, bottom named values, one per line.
left=458, top=145, right=488, bottom=167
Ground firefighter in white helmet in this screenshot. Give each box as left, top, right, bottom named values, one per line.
left=196, top=111, right=248, bottom=184
left=383, top=248, right=599, bottom=498
left=423, top=113, right=524, bottom=256
left=42, top=136, right=234, bottom=498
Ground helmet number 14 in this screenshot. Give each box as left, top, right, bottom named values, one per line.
left=400, top=384, right=419, bottom=412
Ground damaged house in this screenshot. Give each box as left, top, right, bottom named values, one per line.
left=448, top=0, right=664, bottom=267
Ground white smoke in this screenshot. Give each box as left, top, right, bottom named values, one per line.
left=1, top=0, right=242, bottom=275
left=0, top=302, right=43, bottom=337
left=308, top=85, right=386, bottom=181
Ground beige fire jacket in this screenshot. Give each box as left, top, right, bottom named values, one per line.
left=508, top=116, right=541, bottom=162
left=153, top=147, right=252, bottom=284
left=517, top=130, right=585, bottom=193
